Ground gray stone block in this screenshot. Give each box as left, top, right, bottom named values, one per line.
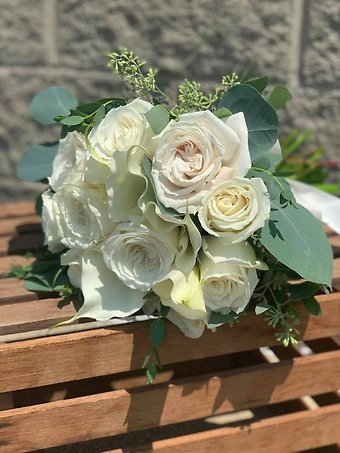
left=0, top=0, right=45, bottom=65
left=0, top=68, right=123, bottom=200
left=302, top=0, right=340, bottom=86
left=281, top=86, right=340, bottom=161
left=57, top=0, right=291, bottom=85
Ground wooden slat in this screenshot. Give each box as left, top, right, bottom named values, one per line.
left=0, top=215, right=40, bottom=237
left=0, top=202, right=35, bottom=220
left=0, top=232, right=43, bottom=256
left=0, top=279, right=43, bottom=304
left=0, top=351, right=339, bottom=451
left=333, top=257, right=340, bottom=291
left=0, top=255, right=34, bottom=277
left=0, top=298, right=74, bottom=335
left=0, top=295, right=339, bottom=393
left=133, top=403, right=340, bottom=453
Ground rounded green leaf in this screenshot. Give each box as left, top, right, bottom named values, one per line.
left=17, top=143, right=59, bottom=181
left=60, top=115, right=84, bottom=126
left=31, top=87, right=78, bottom=125
left=260, top=202, right=333, bottom=286
left=219, top=84, right=278, bottom=160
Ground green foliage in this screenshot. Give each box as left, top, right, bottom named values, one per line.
left=31, top=87, right=77, bottom=125
left=176, top=79, right=221, bottom=114
left=303, top=297, right=322, bottom=316
left=278, top=129, right=340, bottom=195
left=144, top=104, right=170, bottom=134
left=7, top=248, right=77, bottom=298
left=143, top=316, right=167, bottom=384
left=260, top=201, right=333, bottom=287
left=17, top=143, right=59, bottom=181
left=244, top=76, right=268, bottom=94
left=207, top=311, right=239, bottom=329
left=267, top=85, right=292, bottom=111
left=219, top=84, right=278, bottom=160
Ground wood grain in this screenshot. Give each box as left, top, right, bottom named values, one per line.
left=134, top=403, right=340, bottom=453
left=0, top=298, right=74, bottom=335
left=0, top=294, right=339, bottom=393
left=0, top=215, right=40, bottom=237
left=0, top=232, right=43, bottom=256
left=0, top=255, right=34, bottom=277
left=0, top=202, right=35, bottom=220
left=0, top=351, right=339, bottom=451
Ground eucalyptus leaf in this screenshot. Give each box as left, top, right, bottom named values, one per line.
left=31, top=87, right=77, bottom=125
left=60, top=115, right=84, bottom=126
left=145, top=104, right=170, bottom=134
left=244, top=76, right=268, bottom=94
left=303, top=297, right=322, bottom=316
left=150, top=318, right=167, bottom=348
left=219, top=85, right=278, bottom=160
left=93, top=104, right=106, bottom=124
left=146, top=362, right=157, bottom=384
left=207, top=311, right=238, bottom=329
left=255, top=302, right=271, bottom=315
left=214, top=107, right=232, bottom=119
left=289, top=282, right=321, bottom=301
left=268, top=85, right=292, bottom=111
left=24, top=278, right=53, bottom=292
left=17, top=143, right=59, bottom=181
left=260, top=202, right=333, bottom=286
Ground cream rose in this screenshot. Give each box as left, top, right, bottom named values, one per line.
left=41, top=190, right=64, bottom=253
left=49, top=132, right=88, bottom=191
left=200, top=237, right=267, bottom=314
left=166, top=308, right=207, bottom=339
left=89, top=99, right=153, bottom=163
left=152, top=267, right=207, bottom=320
left=198, top=177, right=270, bottom=243
left=151, top=110, right=251, bottom=214
left=54, top=184, right=114, bottom=249
left=103, top=222, right=179, bottom=291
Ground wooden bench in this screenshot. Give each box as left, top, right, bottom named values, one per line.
left=0, top=202, right=339, bottom=452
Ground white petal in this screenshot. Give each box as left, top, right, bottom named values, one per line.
left=62, top=250, right=144, bottom=323
left=289, top=179, right=340, bottom=235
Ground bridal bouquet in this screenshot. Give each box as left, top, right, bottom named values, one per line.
left=17, top=50, right=333, bottom=382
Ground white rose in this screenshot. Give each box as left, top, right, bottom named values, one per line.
left=198, top=177, right=270, bottom=243
left=166, top=308, right=207, bottom=339
left=89, top=99, right=154, bottom=163
left=200, top=237, right=267, bottom=314
left=152, top=266, right=207, bottom=320
left=103, top=222, right=179, bottom=291
left=151, top=110, right=251, bottom=214
left=60, top=249, right=82, bottom=288
left=54, top=184, right=114, bottom=249
left=49, top=132, right=88, bottom=191
left=41, top=190, right=64, bottom=253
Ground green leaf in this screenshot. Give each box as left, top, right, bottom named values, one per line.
left=145, top=105, right=170, bottom=134
left=214, top=107, right=232, bottom=119
left=260, top=202, right=333, bottom=286
left=255, top=302, right=271, bottom=315
left=146, top=362, right=157, bottom=384
left=219, top=85, right=278, bottom=160
left=303, top=297, right=322, bottom=316
left=289, top=282, right=321, bottom=301
left=60, top=115, right=84, bottom=126
left=17, top=143, right=59, bottom=181
left=244, top=76, right=268, bottom=94
left=31, top=87, right=77, bottom=125
left=207, top=311, right=238, bottom=329
left=35, top=193, right=43, bottom=216
left=267, top=86, right=292, bottom=111
left=150, top=318, right=167, bottom=348
left=142, top=352, right=151, bottom=369
left=93, top=104, right=106, bottom=124
left=24, top=278, right=53, bottom=292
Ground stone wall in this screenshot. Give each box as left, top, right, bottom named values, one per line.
left=0, top=0, right=339, bottom=201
